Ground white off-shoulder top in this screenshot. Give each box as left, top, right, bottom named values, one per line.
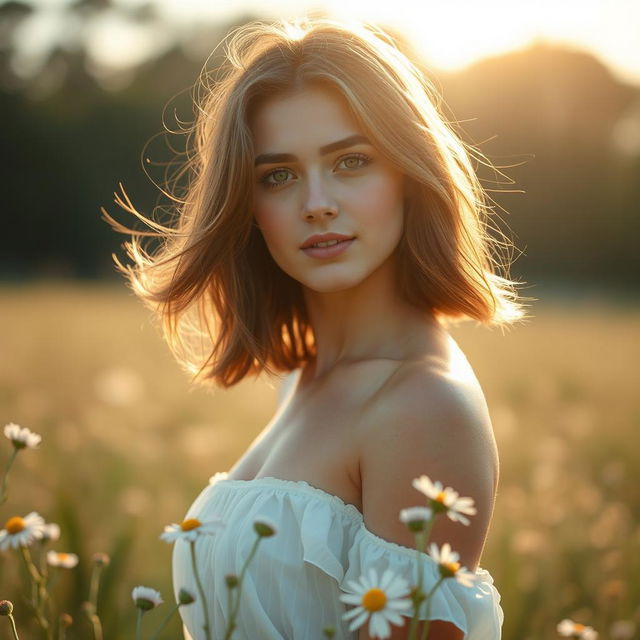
left=172, top=473, right=503, bottom=640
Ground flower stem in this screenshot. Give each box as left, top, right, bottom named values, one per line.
left=87, top=611, right=103, bottom=640
left=408, top=516, right=437, bottom=640
left=419, top=578, right=445, bottom=640
left=224, top=536, right=262, bottom=640
left=190, top=541, right=212, bottom=640
left=6, top=613, right=21, bottom=640
left=19, top=546, right=52, bottom=640
left=135, top=610, right=144, bottom=640
left=149, top=603, right=180, bottom=640
left=407, top=531, right=426, bottom=640
left=86, top=563, right=104, bottom=640
left=0, top=449, right=18, bottom=504
left=88, top=562, right=103, bottom=610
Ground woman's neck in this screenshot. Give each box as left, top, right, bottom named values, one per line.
left=301, top=257, right=445, bottom=380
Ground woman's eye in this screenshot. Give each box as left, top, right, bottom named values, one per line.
left=337, top=154, right=371, bottom=170
left=261, top=168, right=293, bottom=188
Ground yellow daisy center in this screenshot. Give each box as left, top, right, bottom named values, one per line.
left=6, top=516, right=26, bottom=534
left=57, top=553, right=70, bottom=561
left=574, top=624, right=585, bottom=632
left=180, top=518, right=202, bottom=532
left=362, top=588, right=386, bottom=612
left=435, top=491, right=446, bottom=504
left=441, top=561, right=461, bottom=577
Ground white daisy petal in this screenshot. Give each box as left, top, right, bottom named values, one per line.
left=367, top=567, right=378, bottom=589
left=386, top=579, right=410, bottom=599
left=348, top=609, right=370, bottom=632
left=384, top=609, right=406, bottom=625
left=387, top=599, right=413, bottom=611
left=343, top=605, right=365, bottom=621
left=339, top=593, right=364, bottom=606
left=379, top=568, right=395, bottom=591
left=371, top=612, right=391, bottom=638
left=345, top=579, right=363, bottom=592
left=448, top=512, right=471, bottom=526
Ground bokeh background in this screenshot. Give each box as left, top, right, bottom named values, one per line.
left=1, top=0, right=638, bottom=638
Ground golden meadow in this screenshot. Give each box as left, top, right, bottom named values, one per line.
left=1, top=283, right=638, bottom=639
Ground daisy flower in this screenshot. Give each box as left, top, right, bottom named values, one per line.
left=399, top=506, right=433, bottom=532
left=412, top=475, right=477, bottom=526
left=339, top=568, right=412, bottom=638
left=160, top=516, right=224, bottom=543
left=0, top=512, right=46, bottom=550
left=4, top=423, right=41, bottom=449
left=41, top=522, right=61, bottom=542
left=428, top=543, right=476, bottom=588
left=557, top=619, right=598, bottom=639
left=131, top=586, right=163, bottom=611
left=47, top=551, right=79, bottom=569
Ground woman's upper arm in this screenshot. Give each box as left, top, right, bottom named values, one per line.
left=358, top=364, right=498, bottom=571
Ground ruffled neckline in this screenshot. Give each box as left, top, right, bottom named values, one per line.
left=208, top=471, right=364, bottom=523
left=207, top=471, right=495, bottom=580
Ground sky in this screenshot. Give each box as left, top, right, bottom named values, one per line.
left=7, top=0, right=640, bottom=86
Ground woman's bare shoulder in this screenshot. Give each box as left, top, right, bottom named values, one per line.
left=357, top=355, right=499, bottom=569
left=361, top=348, right=494, bottom=440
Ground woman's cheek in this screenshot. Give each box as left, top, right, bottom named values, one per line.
left=254, top=204, right=295, bottom=264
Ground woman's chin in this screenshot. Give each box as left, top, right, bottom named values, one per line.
left=300, top=275, right=363, bottom=295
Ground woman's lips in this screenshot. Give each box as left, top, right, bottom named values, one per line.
left=301, top=238, right=355, bottom=259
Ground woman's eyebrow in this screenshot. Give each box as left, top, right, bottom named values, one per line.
left=254, top=134, right=371, bottom=167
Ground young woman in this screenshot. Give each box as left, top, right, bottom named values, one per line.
left=106, top=17, right=524, bottom=640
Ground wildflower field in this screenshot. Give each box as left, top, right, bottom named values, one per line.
left=0, top=282, right=638, bottom=640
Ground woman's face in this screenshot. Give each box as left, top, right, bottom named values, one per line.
left=251, top=86, right=405, bottom=294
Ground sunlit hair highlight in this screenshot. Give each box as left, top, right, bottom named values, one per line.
left=104, top=17, right=526, bottom=388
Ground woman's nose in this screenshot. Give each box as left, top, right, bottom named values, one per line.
left=301, top=174, right=338, bottom=222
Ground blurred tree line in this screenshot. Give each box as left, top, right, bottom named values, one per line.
left=1, top=0, right=638, bottom=288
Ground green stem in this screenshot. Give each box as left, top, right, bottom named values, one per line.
left=88, top=613, right=103, bottom=640
left=224, top=536, right=262, bottom=640
left=88, top=563, right=103, bottom=610
left=23, top=546, right=52, bottom=640
left=135, top=610, right=144, bottom=640
left=19, top=546, right=39, bottom=608
left=7, top=613, right=21, bottom=640
left=0, top=449, right=18, bottom=504
left=190, top=541, right=212, bottom=640
left=87, top=563, right=104, bottom=640
left=407, top=531, right=426, bottom=640
left=419, top=579, right=445, bottom=640
left=408, top=514, right=437, bottom=640
left=149, top=603, right=180, bottom=640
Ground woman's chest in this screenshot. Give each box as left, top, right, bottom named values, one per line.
left=228, top=405, right=364, bottom=511
left=227, top=360, right=407, bottom=512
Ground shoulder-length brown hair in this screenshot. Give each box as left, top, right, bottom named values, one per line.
left=104, top=17, right=526, bottom=388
